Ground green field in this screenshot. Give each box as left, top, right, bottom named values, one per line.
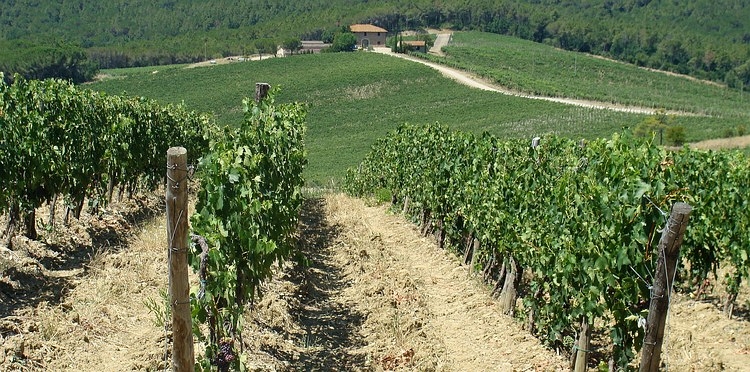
left=89, top=51, right=743, bottom=184
left=429, top=32, right=750, bottom=119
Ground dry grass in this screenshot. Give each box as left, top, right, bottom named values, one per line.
left=0, top=192, right=173, bottom=371
left=4, top=192, right=750, bottom=371
left=690, top=134, right=750, bottom=150
left=38, top=217, right=170, bottom=371
left=322, top=193, right=568, bottom=371
left=343, top=82, right=385, bottom=100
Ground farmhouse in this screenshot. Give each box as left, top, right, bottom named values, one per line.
left=400, top=40, right=427, bottom=53
left=350, top=24, right=388, bottom=49
left=300, top=40, right=330, bottom=54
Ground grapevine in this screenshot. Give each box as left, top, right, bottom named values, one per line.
left=345, top=123, right=750, bottom=366
left=189, top=87, right=307, bottom=371
left=0, top=73, right=210, bottom=242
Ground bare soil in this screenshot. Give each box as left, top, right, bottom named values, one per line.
left=187, top=54, right=275, bottom=69
left=0, top=192, right=167, bottom=371
left=2, top=193, right=750, bottom=371
left=689, top=135, right=750, bottom=151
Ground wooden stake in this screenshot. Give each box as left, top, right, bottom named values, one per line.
left=639, top=202, right=691, bottom=372
left=166, top=147, right=194, bottom=372
left=571, top=317, right=592, bottom=372
left=499, top=255, right=520, bottom=316
left=255, top=82, right=271, bottom=103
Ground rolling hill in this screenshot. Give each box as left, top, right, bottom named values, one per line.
left=1, top=0, right=749, bottom=89
left=89, top=44, right=746, bottom=184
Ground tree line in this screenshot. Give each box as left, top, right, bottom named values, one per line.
left=0, top=40, right=97, bottom=84
left=0, top=0, right=748, bottom=89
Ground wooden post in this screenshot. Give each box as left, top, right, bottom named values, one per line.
left=498, top=255, right=520, bottom=316
left=462, top=235, right=474, bottom=266
left=166, top=147, right=194, bottom=372
left=571, top=317, right=592, bottom=372
left=639, top=202, right=692, bottom=372
left=255, top=82, right=270, bottom=103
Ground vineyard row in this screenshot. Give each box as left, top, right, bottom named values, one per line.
left=188, top=88, right=307, bottom=370
left=1, top=76, right=309, bottom=370
left=0, top=73, right=210, bottom=242
left=344, top=123, right=750, bottom=367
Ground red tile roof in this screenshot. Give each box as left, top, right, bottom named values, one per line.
left=350, top=24, right=388, bottom=33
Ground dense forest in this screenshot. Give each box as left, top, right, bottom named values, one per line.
left=1, top=0, right=749, bottom=89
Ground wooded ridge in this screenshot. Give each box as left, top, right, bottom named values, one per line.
left=1, top=0, right=749, bottom=88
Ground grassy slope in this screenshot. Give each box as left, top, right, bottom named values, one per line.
left=91, top=52, right=648, bottom=184
left=433, top=32, right=750, bottom=119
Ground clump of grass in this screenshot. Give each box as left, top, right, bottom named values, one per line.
left=144, top=288, right=171, bottom=329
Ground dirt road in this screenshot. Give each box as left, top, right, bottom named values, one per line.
left=372, top=47, right=690, bottom=116
left=430, top=33, right=451, bottom=56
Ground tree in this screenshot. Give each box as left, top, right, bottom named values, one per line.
left=255, top=38, right=278, bottom=58
left=634, top=109, right=683, bottom=145
left=282, top=37, right=302, bottom=55
left=666, top=125, right=686, bottom=146
left=0, top=40, right=98, bottom=84
left=733, top=61, right=750, bottom=91
left=329, top=32, right=357, bottom=52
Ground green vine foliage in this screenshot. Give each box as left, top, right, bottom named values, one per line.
left=190, top=88, right=306, bottom=371
left=345, top=123, right=750, bottom=367
left=0, top=73, right=210, bottom=237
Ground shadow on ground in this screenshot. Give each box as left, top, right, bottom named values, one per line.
left=260, top=197, right=368, bottom=371
left=0, top=194, right=163, bottom=319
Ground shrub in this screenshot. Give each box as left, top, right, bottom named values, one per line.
left=666, top=125, right=686, bottom=146
left=737, top=125, right=747, bottom=136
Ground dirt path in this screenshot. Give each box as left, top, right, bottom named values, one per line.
left=243, top=194, right=568, bottom=371
left=245, top=194, right=750, bottom=371
left=429, top=33, right=451, bottom=56
left=372, top=47, right=692, bottom=116
left=4, top=193, right=750, bottom=370
left=324, top=194, right=568, bottom=370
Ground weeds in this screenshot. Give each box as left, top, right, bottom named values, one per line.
left=144, top=288, right=171, bottom=329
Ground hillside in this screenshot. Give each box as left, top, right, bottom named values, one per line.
left=1, top=0, right=749, bottom=88
left=88, top=49, right=748, bottom=184
left=425, top=31, right=749, bottom=117
left=90, top=52, right=655, bottom=184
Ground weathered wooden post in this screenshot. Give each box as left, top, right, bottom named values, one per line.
left=166, top=147, right=194, bottom=372
left=255, top=82, right=271, bottom=103
left=639, top=202, right=692, bottom=372
left=571, top=318, right=592, bottom=372
left=498, top=255, right=520, bottom=316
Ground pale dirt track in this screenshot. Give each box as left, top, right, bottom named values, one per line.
left=690, top=135, right=750, bottom=150
left=430, top=32, right=451, bottom=56
left=317, top=194, right=569, bottom=370
left=375, top=39, right=750, bottom=149
left=372, top=46, right=692, bottom=116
